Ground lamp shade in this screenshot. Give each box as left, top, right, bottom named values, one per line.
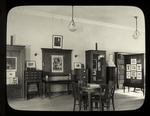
left=132, top=30, right=140, bottom=40
left=68, top=20, right=77, bottom=32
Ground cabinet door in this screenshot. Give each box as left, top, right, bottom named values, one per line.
left=12, top=88, right=22, bottom=98
left=7, top=89, right=12, bottom=98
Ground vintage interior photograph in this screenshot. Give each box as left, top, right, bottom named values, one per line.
left=6, top=5, right=145, bottom=112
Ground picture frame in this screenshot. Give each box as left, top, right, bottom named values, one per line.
left=126, top=64, right=131, bottom=71
left=131, top=59, right=137, bottom=64
left=131, top=71, right=136, bottom=79
left=6, top=57, right=17, bottom=71
left=137, top=64, right=142, bottom=71
left=51, top=55, right=63, bottom=73
left=74, top=62, right=81, bottom=69
left=93, top=59, right=97, bottom=70
left=131, top=64, right=136, bottom=70
left=126, top=72, right=131, bottom=79
left=137, top=72, right=142, bottom=79
left=52, top=35, right=63, bottom=49
left=26, top=60, right=36, bottom=69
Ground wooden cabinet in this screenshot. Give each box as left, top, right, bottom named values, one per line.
left=24, top=70, right=43, bottom=80
left=114, top=52, right=125, bottom=89
left=6, top=45, right=25, bottom=99
left=106, top=67, right=117, bottom=85
left=85, top=50, right=106, bottom=84
left=7, top=84, right=23, bottom=99
left=41, top=48, right=72, bottom=76
left=74, top=69, right=88, bottom=86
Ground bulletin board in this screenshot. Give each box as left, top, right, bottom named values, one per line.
left=123, top=53, right=144, bottom=88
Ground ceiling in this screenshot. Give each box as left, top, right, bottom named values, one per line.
left=14, top=5, right=145, bottom=30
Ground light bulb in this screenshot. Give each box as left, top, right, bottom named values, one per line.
left=132, top=30, right=140, bottom=40
left=68, top=20, right=77, bottom=32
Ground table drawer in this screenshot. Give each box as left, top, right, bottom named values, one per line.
left=25, top=71, right=42, bottom=79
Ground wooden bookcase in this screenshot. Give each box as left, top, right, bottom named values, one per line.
left=6, top=45, right=25, bottom=99
left=114, top=52, right=125, bottom=89
left=85, top=50, right=106, bottom=84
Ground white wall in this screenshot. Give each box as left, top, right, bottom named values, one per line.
left=7, top=8, right=145, bottom=92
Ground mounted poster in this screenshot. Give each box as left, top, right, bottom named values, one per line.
left=51, top=55, right=63, bottom=72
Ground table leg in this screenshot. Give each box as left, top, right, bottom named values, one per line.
left=25, top=81, right=27, bottom=100
left=43, top=81, right=45, bottom=97
left=88, top=90, right=92, bottom=111
left=67, top=83, right=69, bottom=95
left=40, top=81, right=42, bottom=98
left=48, top=83, right=51, bottom=99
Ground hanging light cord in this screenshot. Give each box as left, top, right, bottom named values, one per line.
left=72, top=6, right=73, bottom=21
left=134, top=16, right=140, bottom=35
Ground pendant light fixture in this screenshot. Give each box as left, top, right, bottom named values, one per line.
left=68, top=6, right=77, bottom=32
left=132, top=16, right=140, bottom=39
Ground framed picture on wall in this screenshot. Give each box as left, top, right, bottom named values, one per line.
left=131, top=64, right=136, bottom=70
left=51, top=55, right=64, bottom=72
left=74, top=62, right=81, bottom=69
left=137, top=72, right=142, bottom=79
left=131, top=71, right=136, bottom=79
left=131, top=59, right=137, bottom=64
left=137, top=64, right=142, bottom=71
left=6, top=57, right=17, bottom=71
left=26, top=60, right=36, bottom=69
left=126, top=64, right=131, bottom=71
left=52, top=35, right=63, bottom=49
left=126, top=72, right=131, bottom=79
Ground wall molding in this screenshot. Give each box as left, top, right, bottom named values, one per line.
left=11, top=8, right=145, bottom=32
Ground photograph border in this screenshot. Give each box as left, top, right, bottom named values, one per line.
left=52, top=35, right=63, bottom=49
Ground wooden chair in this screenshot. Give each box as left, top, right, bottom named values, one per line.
left=72, top=82, right=88, bottom=111
left=91, top=84, right=115, bottom=111
left=108, top=81, right=115, bottom=111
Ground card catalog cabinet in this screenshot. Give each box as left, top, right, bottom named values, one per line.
left=24, top=70, right=43, bottom=80
left=85, top=50, right=106, bottom=84
left=74, top=69, right=88, bottom=86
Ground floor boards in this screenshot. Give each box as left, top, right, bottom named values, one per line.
left=7, top=88, right=145, bottom=111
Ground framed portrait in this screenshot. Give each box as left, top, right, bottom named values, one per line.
left=137, top=64, right=142, bottom=71
left=131, top=64, right=136, bottom=70
left=126, top=64, right=131, bottom=71
left=126, top=72, right=131, bottom=79
left=52, top=55, right=63, bottom=73
left=137, top=72, right=142, bottom=79
left=6, top=57, right=17, bottom=71
left=74, top=62, right=81, bottom=69
left=93, top=59, right=97, bottom=70
left=131, top=71, right=136, bottom=79
left=131, top=59, right=137, bottom=64
left=52, top=35, right=63, bottom=49
left=26, top=60, right=36, bottom=69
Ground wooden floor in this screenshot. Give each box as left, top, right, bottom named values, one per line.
left=7, top=88, right=145, bottom=111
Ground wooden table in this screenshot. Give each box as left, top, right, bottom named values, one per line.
left=43, top=79, right=74, bottom=98
left=24, top=79, right=42, bottom=100
left=80, top=84, right=101, bottom=111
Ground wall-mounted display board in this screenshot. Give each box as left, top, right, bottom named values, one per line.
left=85, top=50, right=106, bottom=84
left=41, top=48, right=72, bottom=76
left=7, top=45, right=25, bottom=99
left=123, top=53, right=145, bottom=94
